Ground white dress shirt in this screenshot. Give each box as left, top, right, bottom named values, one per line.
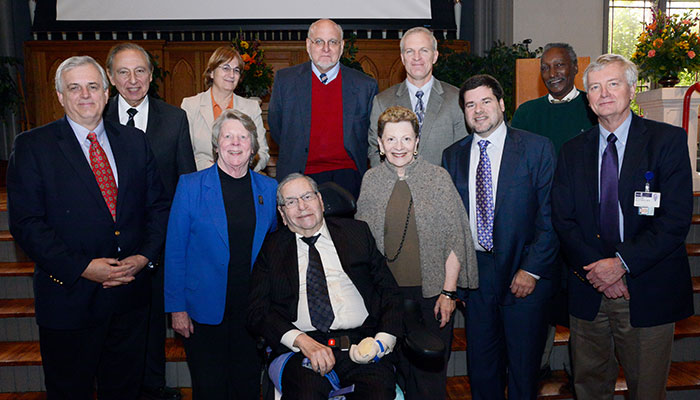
left=547, top=87, right=580, bottom=104
left=67, top=117, right=119, bottom=187
left=117, top=94, right=149, bottom=133
left=280, top=220, right=396, bottom=352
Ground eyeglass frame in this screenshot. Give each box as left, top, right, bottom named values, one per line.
left=281, top=191, right=319, bottom=208
left=308, top=38, right=342, bottom=48
left=218, top=64, right=242, bottom=75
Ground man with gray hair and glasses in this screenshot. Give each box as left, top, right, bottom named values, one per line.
left=552, top=53, right=694, bottom=399
left=268, top=19, right=378, bottom=198
left=7, top=55, right=168, bottom=399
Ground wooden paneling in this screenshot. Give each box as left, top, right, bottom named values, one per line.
left=514, top=57, right=590, bottom=109
left=24, top=39, right=468, bottom=129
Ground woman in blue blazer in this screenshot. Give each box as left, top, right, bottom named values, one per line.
left=165, top=109, right=277, bottom=399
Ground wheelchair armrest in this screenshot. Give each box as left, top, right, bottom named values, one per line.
left=402, top=299, right=446, bottom=361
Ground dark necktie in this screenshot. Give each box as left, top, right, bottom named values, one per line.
left=126, top=108, right=138, bottom=127
left=87, top=132, right=118, bottom=220
left=415, top=90, right=425, bottom=129
left=600, top=133, right=620, bottom=247
left=476, top=140, right=494, bottom=251
left=320, top=73, right=328, bottom=85
left=301, top=234, right=335, bottom=332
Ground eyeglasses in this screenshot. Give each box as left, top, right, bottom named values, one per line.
left=218, top=64, right=242, bottom=75
left=309, top=38, right=341, bottom=48
left=282, top=191, right=318, bottom=208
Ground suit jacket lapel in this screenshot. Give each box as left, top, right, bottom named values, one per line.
left=395, top=82, right=414, bottom=109
left=583, top=126, right=601, bottom=225
left=105, top=121, right=129, bottom=220
left=341, top=65, right=359, bottom=151
left=495, top=128, right=523, bottom=217
left=280, top=228, right=300, bottom=293
left=326, top=220, right=351, bottom=275
left=619, top=114, right=650, bottom=218
left=300, top=63, right=313, bottom=144
left=419, top=80, right=444, bottom=142
left=202, top=166, right=229, bottom=248
left=146, top=96, right=161, bottom=136
left=457, top=136, right=473, bottom=211
left=56, top=117, right=111, bottom=215
left=105, top=97, right=119, bottom=124
left=200, top=88, right=215, bottom=130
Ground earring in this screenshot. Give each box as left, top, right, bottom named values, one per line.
left=380, top=151, right=385, bottom=156
left=413, top=150, right=418, bottom=156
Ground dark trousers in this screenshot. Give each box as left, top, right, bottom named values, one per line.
left=466, top=251, right=549, bottom=400
left=183, top=317, right=261, bottom=400
left=280, top=338, right=395, bottom=400
left=308, top=168, right=361, bottom=200
left=143, top=264, right=167, bottom=389
left=39, top=304, right=149, bottom=400
left=396, top=287, right=453, bottom=400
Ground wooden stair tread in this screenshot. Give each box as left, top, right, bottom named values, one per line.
left=693, top=214, right=700, bottom=224
left=0, top=261, right=34, bottom=276
left=687, top=243, right=700, bottom=256
left=0, top=230, right=13, bottom=241
left=0, top=338, right=185, bottom=366
left=446, top=361, right=700, bottom=399
left=452, top=316, right=700, bottom=351
left=694, top=276, right=700, bottom=293
left=0, top=298, right=34, bottom=318
left=0, top=389, right=193, bottom=400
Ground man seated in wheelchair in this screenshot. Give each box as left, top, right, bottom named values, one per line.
left=247, top=174, right=402, bottom=399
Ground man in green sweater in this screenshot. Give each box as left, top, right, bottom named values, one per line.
left=511, top=43, right=598, bottom=153
left=511, top=42, right=598, bottom=380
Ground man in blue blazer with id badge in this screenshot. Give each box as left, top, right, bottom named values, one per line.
left=552, top=54, right=694, bottom=400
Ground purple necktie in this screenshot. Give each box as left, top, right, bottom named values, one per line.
left=600, top=133, right=620, bottom=246
left=476, top=140, right=494, bottom=251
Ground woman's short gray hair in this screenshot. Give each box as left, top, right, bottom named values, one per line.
left=211, top=109, right=260, bottom=165
left=55, top=56, right=110, bottom=93
left=583, top=53, right=638, bottom=91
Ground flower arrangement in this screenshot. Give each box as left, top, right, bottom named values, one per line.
left=231, top=35, right=275, bottom=98
left=631, top=6, right=700, bottom=85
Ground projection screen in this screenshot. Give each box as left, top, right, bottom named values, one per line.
left=56, top=0, right=432, bottom=21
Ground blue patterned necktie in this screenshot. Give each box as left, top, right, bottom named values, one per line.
left=476, top=140, right=494, bottom=251
left=414, top=90, right=425, bottom=129
left=600, top=133, right=620, bottom=247
left=126, top=108, right=138, bottom=127
left=320, top=73, right=328, bottom=85
left=301, top=234, right=335, bottom=332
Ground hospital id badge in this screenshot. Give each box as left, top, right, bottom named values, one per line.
left=634, top=191, right=660, bottom=216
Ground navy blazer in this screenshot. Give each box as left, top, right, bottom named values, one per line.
left=442, top=126, right=558, bottom=304
left=104, top=95, right=196, bottom=200
left=7, top=117, right=169, bottom=329
left=246, top=218, right=402, bottom=355
left=268, top=61, right=379, bottom=180
left=164, top=165, right=277, bottom=325
left=552, top=113, right=694, bottom=327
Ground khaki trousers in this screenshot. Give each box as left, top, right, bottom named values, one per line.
left=570, top=295, right=674, bottom=400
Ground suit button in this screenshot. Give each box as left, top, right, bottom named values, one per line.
left=115, top=231, right=120, bottom=236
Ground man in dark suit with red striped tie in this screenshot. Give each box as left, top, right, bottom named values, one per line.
left=7, top=55, right=169, bottom=400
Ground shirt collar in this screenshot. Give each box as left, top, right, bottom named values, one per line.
left=472, top=120, right=508, bottom=150
left=311, top=61, right=340, bottom=83
left=67, top=115, right=106, bottom=142
left=598, top=111, right=632, bottom=146
left=405, top=77, right=434, bottom=97
left=117, top=93, right=149, bottom=115
left=295, top=219, right=330, bottom=241
left=547, top=87, right=580, bottom=104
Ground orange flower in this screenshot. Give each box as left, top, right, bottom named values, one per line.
left=244, top=64, right=250, bottom=71
left=648, top=49, right=656, bottom=57
left=241, top=53, right=252, bottom=63
left=654, top=38, right=664, bottom=48
left=649, top=22, right=657, bottom=31
left=689, top=50, right=696, bottom=59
